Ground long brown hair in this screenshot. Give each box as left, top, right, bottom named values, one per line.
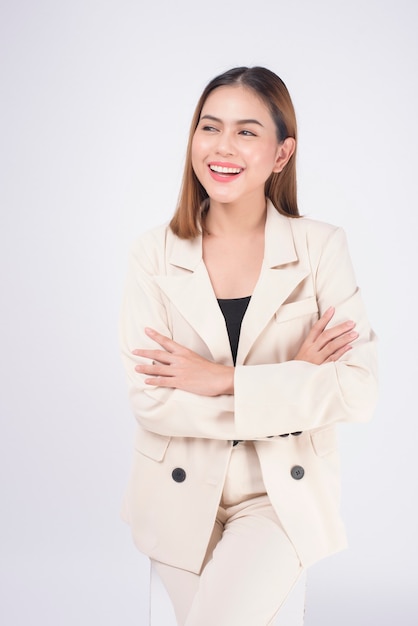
left=170, top=66, right=299, bottom=239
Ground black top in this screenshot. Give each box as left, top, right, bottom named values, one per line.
left=217, top=296, right=251, bottom=365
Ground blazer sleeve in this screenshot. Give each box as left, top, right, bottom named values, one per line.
left=233, top=226, right=378, bottom=439
left=119, top=229, right=237, bottom=439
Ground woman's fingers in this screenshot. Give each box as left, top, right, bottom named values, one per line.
left=132, top=328, right=188, bottom=368
left=319, top=329, right=358, bottom=360
left=306, top=306, right=335, bottom=340
left=294, top=307, right=358, bottom=364
left=130, top=327, right=234, bottom=396
left=323, top=343, right=353, bottom=363
left=132, top=348, right=172, bottom=364
left=306, top=308, right=354, bottom=345
left=315, top=321, right=356, bottom=351
left=144, top=327, right=182, bottom=353
left=134, top=315, right=357, bottom=382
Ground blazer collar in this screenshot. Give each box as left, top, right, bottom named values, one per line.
left=156, top=201, right=308, bottom=364
left=168, top=200, right=298, bottom=271
left=263, top=200, right=298, bottom=267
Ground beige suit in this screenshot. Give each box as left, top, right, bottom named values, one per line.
left=119, top=202, right=378, bottom=575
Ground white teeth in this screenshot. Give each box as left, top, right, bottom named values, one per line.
left=209, top=165, right=242, bottom=174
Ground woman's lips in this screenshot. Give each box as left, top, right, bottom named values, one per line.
left=207, top=162, right=244, bottom=182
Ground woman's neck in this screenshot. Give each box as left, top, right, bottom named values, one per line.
left=203, top=197, right=267, bottom=238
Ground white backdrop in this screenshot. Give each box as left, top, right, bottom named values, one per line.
left=1, top=0, right=417, bottom=624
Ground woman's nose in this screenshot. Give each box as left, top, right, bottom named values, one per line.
left=215, top=131, right=236, bottom=156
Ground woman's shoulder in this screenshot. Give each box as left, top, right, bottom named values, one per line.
left=129, top=221, right=172, bottom=255
left=268, top=201, right=344, bottom=242
left=290, top=213, right=343, bottom=238
left=127, top=221, right=201, bottom=272
left=287, top=213, right=348, bottom=253
left=133, top=220, right=171, bottom=243
left=124, top=223, right=172, bottom=276
left=270, top=210, right=350, bottom=267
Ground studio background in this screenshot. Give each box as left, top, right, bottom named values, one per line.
left=1, top=0, right=417, bottom=624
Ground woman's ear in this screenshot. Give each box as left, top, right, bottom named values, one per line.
left=272, top=137, right=296, bottom=173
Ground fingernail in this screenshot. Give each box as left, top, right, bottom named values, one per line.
left=349, top=331, right=358, bottom=339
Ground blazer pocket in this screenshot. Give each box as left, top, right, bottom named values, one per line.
left=310, top=427, right=338, bottom=457
left=134, top=428, right=170, bottom=461
left=275, top=296, right=318, bottom=323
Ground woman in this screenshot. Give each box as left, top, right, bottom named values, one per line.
left=119, top=66, right=378, bottom=625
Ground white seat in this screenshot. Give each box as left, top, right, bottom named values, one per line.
left=149, top=564, right=306, bottom=625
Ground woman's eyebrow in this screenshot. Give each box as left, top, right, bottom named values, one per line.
left=200, top=114, right=264, bottom=127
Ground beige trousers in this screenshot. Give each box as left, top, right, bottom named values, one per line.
left=152, top=441, right=303, bottom=626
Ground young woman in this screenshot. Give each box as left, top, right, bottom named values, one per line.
left=119, top=66, right=378, bottom=626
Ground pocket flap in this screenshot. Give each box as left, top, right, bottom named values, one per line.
left=275, top=296, right=318, bottom=323
left=134, top=428, right=170, bottom=461
left=310, top=427, right=338, bottom=457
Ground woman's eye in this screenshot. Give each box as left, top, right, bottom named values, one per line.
left=239, top=129, right=256, bottom=137
left=202, top=125, right=217, bottom=132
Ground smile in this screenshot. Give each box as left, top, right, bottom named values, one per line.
left=209, top=164, right=243, bottom=174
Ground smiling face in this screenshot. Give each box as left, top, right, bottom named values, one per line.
left=191, top=85, right=294, bottom=209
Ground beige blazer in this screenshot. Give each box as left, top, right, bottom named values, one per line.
left=119, top=202, right=378, bottom=574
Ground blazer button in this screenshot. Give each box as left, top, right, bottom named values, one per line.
left=172, top=467, right=186, bottom=483
left=291, top=465, right=305, bottom=480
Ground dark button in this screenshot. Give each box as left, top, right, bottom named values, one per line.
left=279, top=433, right=290, bottom=438
left=291, top=431, right=303, bottom=436
left=291, top=465, right=305, bottom=480
left=172, top=467, right=186, bottom=483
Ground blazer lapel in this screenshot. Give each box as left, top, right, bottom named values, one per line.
left=236, top=203, right=310, bottom=364
left=155, top=202, right=309, bottom=366
left=155, top=234, right=232, bottom=364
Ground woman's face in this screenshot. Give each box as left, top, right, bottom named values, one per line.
left=191, top=85, right=289, bottom=207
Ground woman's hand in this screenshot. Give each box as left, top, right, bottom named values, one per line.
left=132, top=328, right=234, bottom=396
left=294, top=306, right=358, bottom=364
